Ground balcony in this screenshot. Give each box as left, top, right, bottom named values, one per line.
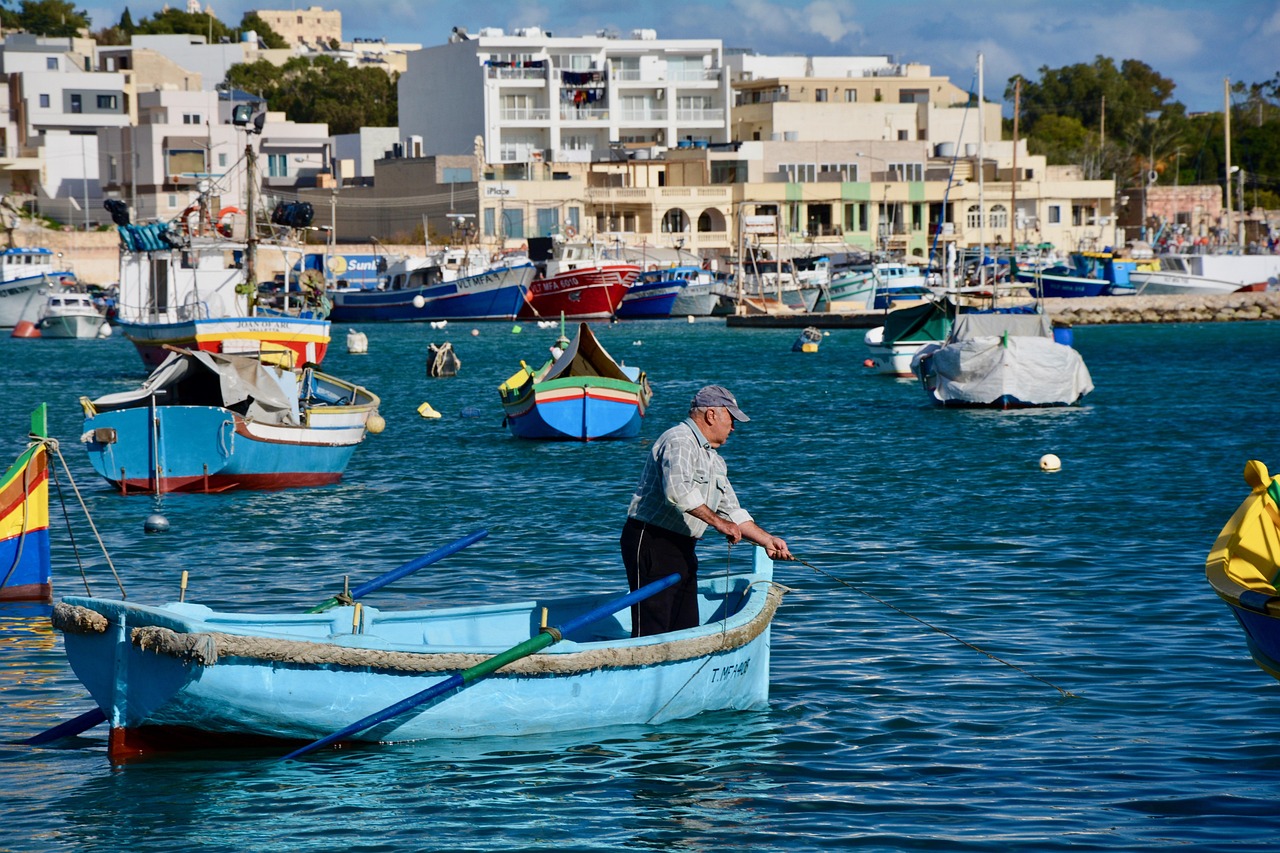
left=560, top=106, right=610, bottom=122
left=674, top=108, right=724, bottom=122
left=499, top=108, right=552, bottom=122
left=486, top=65, right=547, bottom=81
left=619, top=108, right=668, bottom=122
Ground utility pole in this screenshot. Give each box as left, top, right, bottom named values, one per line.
left=1224, top=78, right=1233, bottom=248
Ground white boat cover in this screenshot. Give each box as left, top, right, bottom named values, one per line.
left=921, top=311, right=1093, bottom=406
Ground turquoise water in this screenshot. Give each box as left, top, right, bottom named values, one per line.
left=2, top=318, right=1280, bottom=851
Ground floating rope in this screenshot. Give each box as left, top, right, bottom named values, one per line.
left=796, top=555, right=1076, bottom=699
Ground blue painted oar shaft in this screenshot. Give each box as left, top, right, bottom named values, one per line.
left=23, top=707, right=107, bottom=745
left=307, top=529, right=488, bottom=613
left=281, top=572, right=680, bottom=761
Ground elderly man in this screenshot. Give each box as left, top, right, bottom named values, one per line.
left=621, top=384, right=791, bottom=638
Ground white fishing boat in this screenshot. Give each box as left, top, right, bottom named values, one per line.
left=0, top=248, right=78, bottom=329
left=1129, top=254, right=1264, bottom=296
left=35, top=291, right=107, bottom=339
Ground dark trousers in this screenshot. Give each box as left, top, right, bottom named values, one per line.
left=621, top=518, right=699, bottom=638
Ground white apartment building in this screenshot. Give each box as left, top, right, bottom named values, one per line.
left=399, top=27, right=731, bottom=170
left=0, top=34, right=131, bottom=226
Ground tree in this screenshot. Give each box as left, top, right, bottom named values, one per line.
left=226, top=56, right=398, bottom=134
left=2, top=0, right=91, bottom=36
left=133, top=7, right=234, bottom=40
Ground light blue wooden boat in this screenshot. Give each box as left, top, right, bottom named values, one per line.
left=80, top=348, right=381, bottom=493
left=53, top=547, right=784, bottom=761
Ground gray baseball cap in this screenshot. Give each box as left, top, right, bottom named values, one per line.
left=690, top=385, right=750, bottom=422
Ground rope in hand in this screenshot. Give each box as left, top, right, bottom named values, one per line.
left=795, top=555, right=1077, bottom=699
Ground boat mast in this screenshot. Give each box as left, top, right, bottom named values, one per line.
left=1223, top=77, right=1233, bottom=249
left=977, top=52, right=986, bottom=293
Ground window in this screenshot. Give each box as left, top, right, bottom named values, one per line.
left=39, top=94, right=50, bottom=108
left=711, top=161, right=746, bottom=184
left=1048, top=205, right=1061, bottom=224
left=815, top=88, right=828, bottom=102
left=483, top=208, right=495, bottom=237
left=778, top=163, right=816, bottom=182
left=820, top=163, right=854, bottom=180
left=183, top=113, right=202, bottom=125
left=989, top=204, right=1008, bottom=230
left=267, top=154, right=288, bottom=177
left=966, top=204, right=982, bottom=229
left=70, top=94, right=82, bottom=114
left=1072, top=205, right=1085, bottom=227
left=218, top=153, right=228, bottom=167
left=97, top=95, right=118, bottom=110
left=46, top=57, right=58, bottom=70
left=567, top=207, right=580, bottom=232
left=844, top=89, right=857, bottom=103
left=536, top=207, right=559, bottom=236
left=166, top=148, right=205, bottom=179
left=888, top=162, right=924, bottom=181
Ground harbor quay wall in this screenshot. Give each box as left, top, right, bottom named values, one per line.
left=1044, top=292, right=1280, bottom=326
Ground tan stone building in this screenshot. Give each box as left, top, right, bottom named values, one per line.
left=255, top=6, right=342, bottom=48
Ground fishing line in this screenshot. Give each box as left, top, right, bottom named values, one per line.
left=795, top=555, right=1077, bottom=699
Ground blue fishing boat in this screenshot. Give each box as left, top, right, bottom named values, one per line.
left=328, top=252, right=535, bottom=322
left=614, top=269, right=681, bottom=319
left=1206, top=460, right=1280, bottom=683
left=1, top=406, right=52, bottom=602
left=80, top=348, right=382, bottom=493
left=51, top=546, right=783, bottom=762
left=1013, top=250, right=1147, bottom=298
left=499, top=321, right=652, bottom=441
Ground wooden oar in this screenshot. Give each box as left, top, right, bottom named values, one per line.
left=280, top=571, right=680, bottom=761
left=307, top=529, right=489, bottom=613
left=23, top=707, right=107, bottom=745
left=25, top=532, right=492, bottom=747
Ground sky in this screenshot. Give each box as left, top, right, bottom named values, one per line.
left=83, top=1, right=1280, bottom=114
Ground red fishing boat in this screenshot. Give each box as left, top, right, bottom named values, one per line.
left=520, top=235, right=638, bottom=320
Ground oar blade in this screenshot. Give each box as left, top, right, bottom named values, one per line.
left=24, top=707, right=107, bottom=745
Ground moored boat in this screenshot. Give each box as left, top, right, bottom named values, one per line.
left=614, top=269, right=681, bottom=319
left=0, top=406, right=52, bottom=602
left=911, top=309, right=1094, bottom=408
left=51, top=545, right=783, bottom=762
left=1206, top=460, right=1280, bottom=683
left=0, top=248, right=78, bottom=330
left=864, top=298, right=953, bottom=377
left=35, top=291, right=107, bottom=339
left=80, top=348, right=381, bottom=493
left=520, top=236, right=638, bottom=320
left=1130, top=254, right=1259, bottom=296
left=329, top=248, right=535, bottom=322
left=499, top=321, right=651, bottom=441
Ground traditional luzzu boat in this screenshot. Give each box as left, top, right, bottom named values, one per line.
left=0, top=406, right=52, bottom=602
left=49, top=545, right=785, bottom=762
left=1206, top=460, right=1280, bottom=683
left=80, top=348, right=382, bottom=493
left=499, top=320, right=652, bottom=441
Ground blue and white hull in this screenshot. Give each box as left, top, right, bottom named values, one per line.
left=329, top=264, right=534, bottom=322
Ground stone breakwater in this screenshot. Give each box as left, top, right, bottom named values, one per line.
left=1045, top=291, right=1280, bottom=326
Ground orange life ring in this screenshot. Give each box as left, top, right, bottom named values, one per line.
left=701, top=258, right=712, bottom=270
left=564, top=225, right=577, bottom=239
left=179, top=204, right=202, bottom=236
left=215, top=207, right=244, bottom=238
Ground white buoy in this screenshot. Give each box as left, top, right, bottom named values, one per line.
left=1039, top=453, right=1062, bottom=472
left=97, top=323, right=113, bottom=338
left=471, top=329, right=480, bottom=337
left=687, top=315, right=695, bottom=323
left=346, top=329, right=368, bottom=354
left=144, top=513, right=170, bottom=533
left=412, top=294, right=425, bottom=309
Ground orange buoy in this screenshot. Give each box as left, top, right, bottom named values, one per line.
left=862, top=358, right=875, bottom=368
left=11, top=320, right=40, bottom=338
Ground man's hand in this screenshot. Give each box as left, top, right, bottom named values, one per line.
left=713, top=518, right=744, bottom=545
left=765, top=537, right=792, bottom=561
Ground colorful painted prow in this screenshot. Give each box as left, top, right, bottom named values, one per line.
left=1206, top=460, right=1280, bottom=683
left=1, top=405, right=52, bottom=602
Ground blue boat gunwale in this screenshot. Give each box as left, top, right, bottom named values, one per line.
left=55, top=551, right=782, bottom=670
